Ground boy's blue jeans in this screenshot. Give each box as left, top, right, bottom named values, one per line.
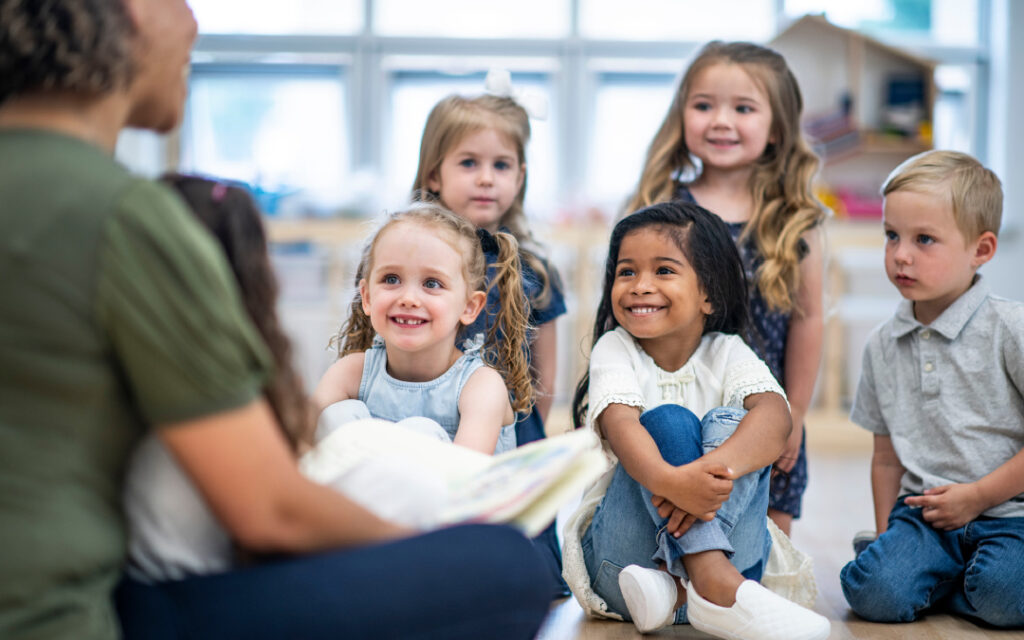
left=582, top=404, right=772, bottom=624
left=841, top=497, right=1024, bottom=628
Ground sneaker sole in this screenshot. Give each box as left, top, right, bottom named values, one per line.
left=619, top=570, right=666, bottom=633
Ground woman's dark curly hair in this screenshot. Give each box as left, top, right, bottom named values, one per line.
left=571, top=200, right=750, bottom=428
left=0, top=0, right=135, bottom=104
left=161, top=173, right=315, bottom=451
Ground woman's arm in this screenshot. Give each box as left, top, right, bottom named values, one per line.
left=779, top=225, right=825, bottom=472
left=455, top=366, right=514, bottom=454
left=161, top=398, right=411, bottom=553
left=311, top=352, right=365, bottom=414
left=870, top=434, right=904, bottom=534
left=530, top=320, right=558, bottom=426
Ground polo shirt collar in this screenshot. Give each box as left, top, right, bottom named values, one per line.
left=890, top=275, right=990, bottom=339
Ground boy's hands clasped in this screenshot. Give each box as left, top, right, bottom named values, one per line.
left=652, top=459, right=735, bottom=537
left=904, top=483, right=987, bottom=531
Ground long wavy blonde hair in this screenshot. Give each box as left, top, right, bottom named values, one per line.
left=335, top=204, right=535, bottom=414
left=626, top=41, right=825, bottom=312
left=411, top=93, right=557, bottom=309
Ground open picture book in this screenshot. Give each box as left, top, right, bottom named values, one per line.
left=299, top=419, right=608, bottom=537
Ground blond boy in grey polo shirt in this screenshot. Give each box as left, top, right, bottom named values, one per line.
left=840, top=150, right=1024, bottom=627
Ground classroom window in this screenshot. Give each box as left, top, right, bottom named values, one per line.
left=585, top=72, right=678, bottom=216
left=181, top=66, right=349, bottom=216
left=784, top=0, right=979, bottom=46
left=374, top=0, right=571, bottom=38
left=384, top=69, right=558, bottom=220
left=579, top=0, right=776, bottom=41
left=189, top=0, right=363, bottom=35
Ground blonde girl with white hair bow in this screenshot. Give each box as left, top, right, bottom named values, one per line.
left=409, top=71, right=569, bottom=599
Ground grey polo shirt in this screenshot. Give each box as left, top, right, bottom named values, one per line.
left=851, top=276, right=1024, bottom=518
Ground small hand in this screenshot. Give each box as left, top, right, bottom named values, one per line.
left=661, top=460, right=734, bottom=521
left=904, top=483, right=985, bottom=530
left=773, top=427, right=803, bottom=474
left=651, top=495, right=699, bottom=537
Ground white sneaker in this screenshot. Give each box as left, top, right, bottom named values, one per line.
left=618, top=565, right=678, bottom=633
left=686, top=580, right=830, bottom=640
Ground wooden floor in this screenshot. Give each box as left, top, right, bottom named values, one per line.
left=536, top=410, right=1024, bottom=640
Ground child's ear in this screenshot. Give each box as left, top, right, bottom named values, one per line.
left=972, top=231, right=998, bottom=268
left=460, top=291, right=487, bottom=325
left=516, top=163, right=526, bottom=193
left=700, top=292, right=713, bottom=317
left=358, top=279, right=371, bottom=314
left=426, top=170, right=441, bottom=194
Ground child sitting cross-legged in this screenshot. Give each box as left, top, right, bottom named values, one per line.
left=841, top=150, right=1024, bottom=628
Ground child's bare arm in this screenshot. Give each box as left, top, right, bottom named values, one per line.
left=311, top=352, right=365, bottom=414
left=454, top=366, right=514, bottom=454
left=870, top=434, right=903, bottom=533
left=905, top=447, right=1024, bottom=530
left=599, top=403, right=733, bottom=521
left=779, top=226, right=825, bottom=472
left=702, top=391, right=791, bottom=477
left=530, top=320, right=558, bottom=425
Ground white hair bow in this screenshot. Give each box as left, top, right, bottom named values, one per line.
left=484, top=68, right=549, bottom=121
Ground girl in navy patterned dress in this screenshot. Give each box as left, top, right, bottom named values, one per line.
left=626, top=41, right=827, bottom=535
left=410, top=88, right=569, bottom=597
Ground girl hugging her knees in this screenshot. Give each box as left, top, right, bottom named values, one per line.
left=627, top=41, right=828, bottom=536
left=562, top=201, right=830, bottom=640
left=313, top=203, right=533, bottom=456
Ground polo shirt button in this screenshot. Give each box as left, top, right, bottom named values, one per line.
left=921, top=329, right=931, bottom=340
left=924, top=362, right=934, bottom=372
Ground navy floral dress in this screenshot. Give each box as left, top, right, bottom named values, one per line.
left=675, top=184, right=808, bottom=518
left=461, top=227, right=570, bottom=595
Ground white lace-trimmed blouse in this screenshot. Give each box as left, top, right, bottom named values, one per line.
left=563, top=327, right=786, bottom=619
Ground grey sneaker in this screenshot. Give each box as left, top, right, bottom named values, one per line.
left=852, top=530, right=876, bottom=557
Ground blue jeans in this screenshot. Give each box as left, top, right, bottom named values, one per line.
left=841, top=497, right=1024, bottom=627
left=115, top=524, right=551, bottom=639
left=582, top=404, right=772, bottom=624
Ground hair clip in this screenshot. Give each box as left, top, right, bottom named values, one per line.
left=484, top=68, right=548, bottom=121
left=211, top=183, right=228, bottom=203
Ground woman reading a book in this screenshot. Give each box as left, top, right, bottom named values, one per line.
left=0, top=2, right=551, bottom=639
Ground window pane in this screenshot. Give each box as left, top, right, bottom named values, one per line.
left=580, top=0, right=775, bottom=41
left=181, top=67, right=349, bottom=216
left=375, top=0, right=570, bottom=38
left=384, top=70, right=558, bottom=220
left=784, top=0, right=978, bottom=46
left=190, top=0, right=362, bottom=35
left=932, top=64, right=974, bottom=152
left=586, top=73, right=678, bottom=217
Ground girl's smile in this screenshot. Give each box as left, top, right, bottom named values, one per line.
left=611, top=227, right=712, bottom=371
left=684, top=62, right=773, bottom=176
left=360, top=222, right=485, bottom=379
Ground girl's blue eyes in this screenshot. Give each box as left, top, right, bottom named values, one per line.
left=381, top=274, right=444, bottom=289
left=457, top=158, right=513, bottom=170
